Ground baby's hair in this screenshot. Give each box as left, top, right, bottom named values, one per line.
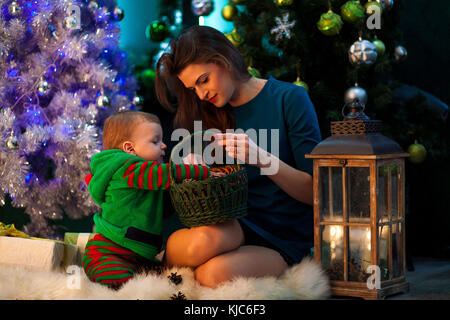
left=102, top=110, right=161, bottom=150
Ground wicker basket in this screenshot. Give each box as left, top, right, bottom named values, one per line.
left=169, top=131, right=248, bottom=227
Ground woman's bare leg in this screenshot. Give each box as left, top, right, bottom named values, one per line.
left=165, top=220, right=244, bottom=267
left=194, top=245, right=289, bottom=288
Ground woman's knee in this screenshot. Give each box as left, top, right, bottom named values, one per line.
left=194, top=259, right=233, bottom=288
left=166, top=226, right=221, bottom=266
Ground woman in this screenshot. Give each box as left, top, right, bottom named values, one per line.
left=155, top=26, right=321, bottom=288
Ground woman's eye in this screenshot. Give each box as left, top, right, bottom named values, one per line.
left=202, top=77, right=209, bottom=84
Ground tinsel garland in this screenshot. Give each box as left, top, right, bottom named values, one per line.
left=0, top=0, right=137, bottom=238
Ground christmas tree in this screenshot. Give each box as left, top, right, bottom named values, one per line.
left=0, top=0, right=138, bottom=237
left=216, top=0, right=448, bottom=161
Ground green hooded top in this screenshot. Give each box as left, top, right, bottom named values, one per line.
left=86, top=149, right=210, bottom=260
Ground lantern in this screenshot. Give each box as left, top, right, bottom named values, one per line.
left=305, top=92, right=410, bottom=299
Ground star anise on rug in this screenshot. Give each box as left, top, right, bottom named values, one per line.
left=170, top=291, right=186, bottom=300
left=168, top=272, right=183, bottom=285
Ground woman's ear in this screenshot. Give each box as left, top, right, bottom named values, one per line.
left=122, top=141, right=135, bottom=155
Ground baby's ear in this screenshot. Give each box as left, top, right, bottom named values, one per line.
left=122, top=141, right=135, bottom=155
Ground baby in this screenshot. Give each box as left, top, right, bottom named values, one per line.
left=83, top=110, right=211, bottom=290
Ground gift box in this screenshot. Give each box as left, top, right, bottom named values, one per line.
left=62, top=233, right=96, bottom=268
left=0, top=236, right=65, bottom=272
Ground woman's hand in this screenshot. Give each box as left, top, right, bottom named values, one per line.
left=213, top=133, right=271, bottom=168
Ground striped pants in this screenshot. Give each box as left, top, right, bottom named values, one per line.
left=82, top=233, right=159, bottom=289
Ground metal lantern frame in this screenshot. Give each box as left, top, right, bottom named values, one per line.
left=306, top=100, right=410, bottom=299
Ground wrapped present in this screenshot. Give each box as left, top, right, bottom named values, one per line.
left=62, top=233, right=96, bottom=268
left=0, top=235, right=65, bottom=272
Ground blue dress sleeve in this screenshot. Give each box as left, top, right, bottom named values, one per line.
left=282, top=86, right=322, bottom=176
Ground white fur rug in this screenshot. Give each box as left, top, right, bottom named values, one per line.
left=0, top=258, right=330, bottom=300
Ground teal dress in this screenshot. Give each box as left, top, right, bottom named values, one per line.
left=232, top=77, right=322, bottom=263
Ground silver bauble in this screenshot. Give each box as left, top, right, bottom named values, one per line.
left=394, top=45, right=407, bottom=61
left=349, top=39, right=378, bottom=65
left=344, top=85, right=368, bottom=106
left=133, top=95, right=144, bottom=107
left=191, top=0, right=214, bottom=16
left=97, top=94, right=111, bottom=108
left=376, top=0, right=393, bottom=10
left=37, top=79, right=51, bottom=96
left=64, top=15, right=78, bottom=30
left=8, top=1, right=22, bottom=17
left=113, top=7, right=124, bottom=21
left=88, top=1, right=99, bottom=10
left=6, top=135, right=19, bottom=150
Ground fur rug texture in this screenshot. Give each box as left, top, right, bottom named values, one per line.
left=0, top=257, right=330, bottom=300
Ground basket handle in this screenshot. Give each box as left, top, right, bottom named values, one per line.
left=168, top=130, right=241, bottom=186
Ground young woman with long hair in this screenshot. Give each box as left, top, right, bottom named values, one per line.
left=155, top=26, right=322, bottom=288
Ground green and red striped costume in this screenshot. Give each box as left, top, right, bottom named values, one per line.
left=84, top=149, right=209, bottom=287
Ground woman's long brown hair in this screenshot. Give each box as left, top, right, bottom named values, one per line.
left=155, top=26, right=251, bottom=133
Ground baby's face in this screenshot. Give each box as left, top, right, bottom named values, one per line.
left=127, top=121, right=166, bottom=162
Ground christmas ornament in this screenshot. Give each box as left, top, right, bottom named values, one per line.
left=365, top=1, right=383, bottom=15
left=96, top=93, right=111, bottom=108
left=340, top=1, right=365, bottom=23
left=64, top=15, right=79, bottom=30
left=293, top=77, right=309, bottom=92
left=348, top=39, right=378, bottom=65
left=394, top=45, right=407, bottom=61
left=408, top=141, right=426, bottom=164
left=113, top=7, right=124, bottom=21
left=247, top=66, right=261, bottom=78
left=225, top=29, right=243, bottom=47
left=275, top=0, right=293, bottom=6
left=37, top=79, right=51, bottom=96
left=376, top=0, right=394, bottom=10
left=145, top=20, right=169, bottom=42
left=317, top=10, right=343, bottom=36
left=372, top=39, right=385, bottom=56
left=133, top=95, right=144, bottom=108
left=344, top=84, right=368, bottom=105
left=88, top=1, right=99, bottom=10
left=5, top=135, right=19, bottom=150
left=8, top=1, right=22, bottom=17
left=221, top=4, right=237, bottom=21
left=140, top=69, right=155, bottom=87
left=270, top=12, right=296, bottom=42
left=191, top=0, right=214, bottom=16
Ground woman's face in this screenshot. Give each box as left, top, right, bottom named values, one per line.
left=178, top=63, right=236, bottom=108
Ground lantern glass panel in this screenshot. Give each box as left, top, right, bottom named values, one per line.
left=346, top=167, right=371, bottom=223
left=321, top=225, right=344, bottom=280
left=348, top=226, right=371, bottom=282
left=392, top=223, right=403, bottom=278
left=319, top=166, right=344, bottom=222
left=377, top=166, right=389, bottom=223
left=378, top=225, right=390, bottom=281
left=391, top=165, right=399, bottom=220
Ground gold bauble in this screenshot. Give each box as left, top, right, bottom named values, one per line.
left=293, top=77, right=309, bottom=92
left=222, top=4, right=237, bottom=21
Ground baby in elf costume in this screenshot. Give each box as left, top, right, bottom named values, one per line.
left=83, top=110, right=211, bottom=290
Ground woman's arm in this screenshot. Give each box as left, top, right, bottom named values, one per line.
left=260, top=153, right=313, bottom=206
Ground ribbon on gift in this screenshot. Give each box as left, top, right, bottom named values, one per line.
left=0, top=222, right=31, bottom=238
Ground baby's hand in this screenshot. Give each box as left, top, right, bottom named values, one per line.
left=183, top=153, right=207, bottom=166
